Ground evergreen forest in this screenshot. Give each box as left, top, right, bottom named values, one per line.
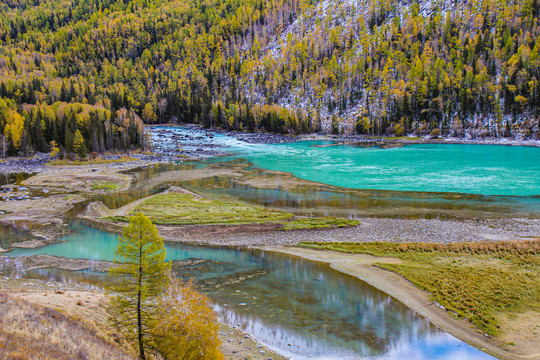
left=1, top=0, right=540, bottom=155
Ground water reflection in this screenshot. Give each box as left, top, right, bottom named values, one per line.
left=93, top=160, right=540, bottom=220
left=0, top=220, right=38, bottom=249
left=4, top=224, right=494, bottom=359
left=0, top=172, right=33, bottom=186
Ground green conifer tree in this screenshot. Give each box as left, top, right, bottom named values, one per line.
left=108, top=213, right=171, bottom=360
left=73, top=129, right=87, bottom=159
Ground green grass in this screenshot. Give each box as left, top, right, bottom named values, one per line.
left=299, top=240, right=540, bottom=337
left=105, top=193, right=360, bottom=230
left=107, top=192, right=294, bottom=225
left=280, top=217, right=359, bottom=230
left=48, top=156, right=139, bottom=166
left=90, top=181, right=120, bottom=191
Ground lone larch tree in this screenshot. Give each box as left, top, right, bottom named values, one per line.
left=109, top=213, right=170, bottom=360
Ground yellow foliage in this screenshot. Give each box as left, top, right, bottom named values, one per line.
left=142, top=103, right=157, bottom=123
left=4, top=110, right=24, bottom=150
left=515, top=95, right=528, bottom=106
left=393, top=123, right=404, bottom=136
left=50, top=140, right=60, bottom=157
left=153, top=277, right=223, bottom=360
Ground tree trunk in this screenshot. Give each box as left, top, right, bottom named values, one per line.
left=138, top=245, right=145, bottom=360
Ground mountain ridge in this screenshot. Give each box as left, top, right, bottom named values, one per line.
left=0, top=0, right=539, bottom=155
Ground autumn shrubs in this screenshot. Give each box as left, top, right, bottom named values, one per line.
left=153, top=278, right=223, bottom=360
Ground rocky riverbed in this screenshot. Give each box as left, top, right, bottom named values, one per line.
left=153, top=216, right=540, bottom=247
left=2, top=125, right=539, bottom=177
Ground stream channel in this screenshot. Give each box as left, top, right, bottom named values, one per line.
left=4, top=126, right=540, bottom=359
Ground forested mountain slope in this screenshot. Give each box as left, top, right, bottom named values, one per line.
left=0, top=0, right=539, bottom=155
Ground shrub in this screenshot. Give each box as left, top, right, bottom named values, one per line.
left=430, top=128, right=441, bottom=138
left=153, top=277, right=223, bottom=360
left=393, top=124, right=405, bottom=136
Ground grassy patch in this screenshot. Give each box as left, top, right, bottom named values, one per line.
left=90, top=181, right=120, bottom=191
left=280, top=217, right=359, bottom=230
left=0, top=293, right=132, bottom=359
left=48, top=156, right=139, bottom=166
left=107, top=192, right=294, bottom=225
left=299, top=240, right=540, bottom=337
left=105, top=193, right=359, bottom=230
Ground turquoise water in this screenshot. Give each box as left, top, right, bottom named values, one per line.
left=5, top=128, right=536, bottom=359
left=228, top=142, right=540, bottom=196
left=6, top=224, right=494, bottom=359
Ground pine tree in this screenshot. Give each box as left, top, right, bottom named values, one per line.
left=73, top=129, right=87, bottom=159
left=108, top=213, right=171, bottom=360
left=60, top=81, right=68, bottom=102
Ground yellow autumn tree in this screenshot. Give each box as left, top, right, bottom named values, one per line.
left=4, top=110, right=24, bottom=150
left=73, top=129, right=87, bottom=159
left=152, top=276, right=223, bottom=360
left=142, top=103, right=157, bottom=123
left=50, top=140, right=60, bottom=157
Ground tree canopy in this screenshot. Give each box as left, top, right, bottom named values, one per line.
left=1, top=0, right=539, bottom=144
left=109, top=212, right=170, bottom=360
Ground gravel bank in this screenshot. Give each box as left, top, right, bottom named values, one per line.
left=158, top=217, right=540, bottom=247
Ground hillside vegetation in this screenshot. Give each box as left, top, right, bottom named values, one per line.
left=1, top=0, right=539, bottom=155
left=0, top=292, right=133, bottom=359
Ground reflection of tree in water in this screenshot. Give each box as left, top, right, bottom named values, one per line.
left=0, top=222, right=30, bottom=248
left=197, top=252, right=443, bottom=357
left=178, top=163, right=522, bottom=219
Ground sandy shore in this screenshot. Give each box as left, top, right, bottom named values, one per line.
left=271, top=247, right=540, bottom=360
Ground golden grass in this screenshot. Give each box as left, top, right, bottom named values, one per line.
left=91, top=181, right=120, bottom=191
left=299, top=240, right=540, bottom=336
left=47, top=156, right=139, bottom=166
left=0, top=293, right=133, bottom=360
left=107, top=192, right=294, bottom=225
left=280, top=217, right=359, bottom=230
